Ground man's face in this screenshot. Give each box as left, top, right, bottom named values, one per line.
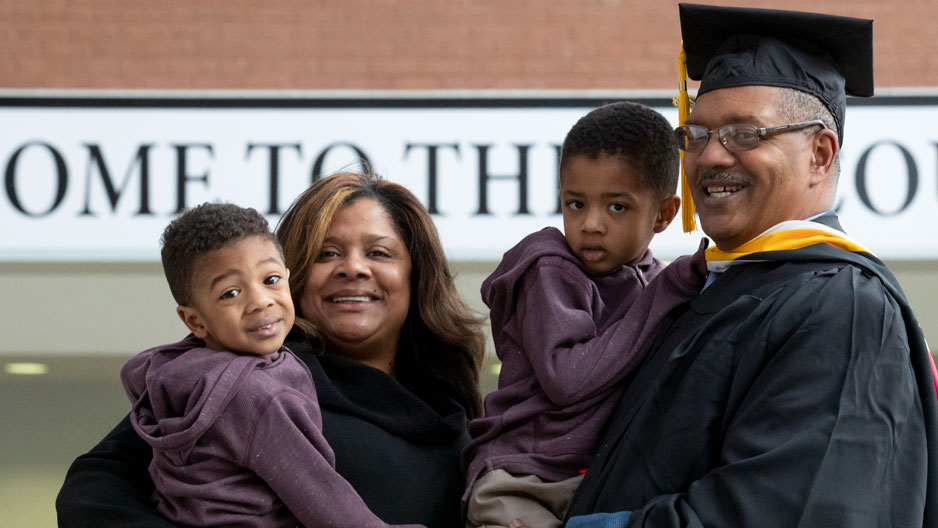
left=683, top=85, right=824, bottom=250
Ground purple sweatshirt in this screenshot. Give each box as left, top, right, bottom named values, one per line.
left=462, top=227, right=705, bottom=498
left=121, top=335, right=423, bottom=528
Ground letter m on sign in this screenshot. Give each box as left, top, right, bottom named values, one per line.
left=81, top=144, right=153, bottom=216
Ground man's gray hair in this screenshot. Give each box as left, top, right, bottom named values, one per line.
left=776, top=87, right=841, bottom=179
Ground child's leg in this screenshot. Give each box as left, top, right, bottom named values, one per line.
left=465, top=469, right=584, bottom=528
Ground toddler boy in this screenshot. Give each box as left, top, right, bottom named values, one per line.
left=121, top=202, right=420, bottom=528
left=462, top=102, right=707, bottom=528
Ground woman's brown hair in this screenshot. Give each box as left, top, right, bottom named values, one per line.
left=276, top=171, right=485, bottom=418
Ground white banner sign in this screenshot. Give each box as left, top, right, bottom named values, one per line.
left=2, top=96, right=937, bottom=261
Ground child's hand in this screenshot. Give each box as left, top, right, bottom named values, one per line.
left=666, top=237, right=709, bottom=289
left=691, top=237, right=709, bottom=278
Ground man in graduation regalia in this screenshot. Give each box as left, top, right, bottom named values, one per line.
left=563, top=4, right=938, bottom=527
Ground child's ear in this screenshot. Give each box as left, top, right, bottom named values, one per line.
left=177, top=305, right=209, bottom=339
left=653, top=195, right=681, bottom=233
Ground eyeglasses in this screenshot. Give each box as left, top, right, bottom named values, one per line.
left=674, top=120, right=827, bottom=153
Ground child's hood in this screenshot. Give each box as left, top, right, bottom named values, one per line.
left=121, top=335, right=278, bottom=453
left=481, top=227, right=660, bottom=331
left=481, top=228, right=577, bottom=319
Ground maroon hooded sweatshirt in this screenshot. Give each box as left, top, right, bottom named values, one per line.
left=462, top=227, right=705, bottom=501
left=121, top=335, right=422, bottom=528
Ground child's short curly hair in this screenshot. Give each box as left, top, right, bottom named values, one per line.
left=160, top=202, right=281, bottom=306
left=561, top=102, right=679, bottom=199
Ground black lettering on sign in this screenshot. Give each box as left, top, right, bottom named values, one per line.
left=855, top=141, right=917, bottom=216
left=81, top=144, right=154, bottom=216
left=311, top=143, right=371, bottom=183
left=404, top=142, right=461, bottom=215
left=173, top=144, right=215, bottom=213
left=5, top=142, right=67, bottom=217
left=246, top=143, right=302, bottom=216
left=475, top=144, right=531, bottom=215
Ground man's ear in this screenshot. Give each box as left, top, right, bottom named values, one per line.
left=809, top=127, right=839, bottom=183
left=177, top=305, right=209, bottom=339
left=653, top=195, right=681, bottom=233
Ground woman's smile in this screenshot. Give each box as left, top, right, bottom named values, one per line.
left=300, top=198, right=412, bottom=368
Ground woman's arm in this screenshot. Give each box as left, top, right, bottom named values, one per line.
left=56, top=415, right=181, bottom=528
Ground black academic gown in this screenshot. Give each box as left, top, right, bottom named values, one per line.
left=567, top=215, right=938, bottom=527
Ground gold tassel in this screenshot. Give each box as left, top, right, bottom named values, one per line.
left=678, top=42, right=696, bottom=233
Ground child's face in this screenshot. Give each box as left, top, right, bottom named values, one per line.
left=560, top=154, right=679, bottom=274
left=177, top=235, right=295, bottom=356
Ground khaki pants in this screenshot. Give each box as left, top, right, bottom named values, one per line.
left=465, top=469, right=584, bottom=528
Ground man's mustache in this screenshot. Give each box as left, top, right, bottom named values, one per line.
left=696, top=168, right=749, bottom=187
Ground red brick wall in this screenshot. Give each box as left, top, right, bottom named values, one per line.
left=2, top=0, right=936, bottom=90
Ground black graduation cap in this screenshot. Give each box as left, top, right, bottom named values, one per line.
left=679, top=3, right=874, bottom=147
